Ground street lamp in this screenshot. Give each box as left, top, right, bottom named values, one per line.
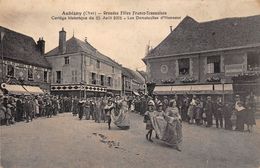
left=221, top=79, right=226, bottom=104
left=0, top=31, right=5, bottom=83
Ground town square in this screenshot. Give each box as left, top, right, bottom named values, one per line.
left=0, top=0, right=260, bottom=168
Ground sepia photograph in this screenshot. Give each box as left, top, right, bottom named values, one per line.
left=0, top=0, right=260, bottom=168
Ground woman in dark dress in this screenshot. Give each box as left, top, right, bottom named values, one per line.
left=245, top=95, right=256, bottom=133
left=235, top=101, right=246, bottom=131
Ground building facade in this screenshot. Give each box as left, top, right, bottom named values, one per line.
left=122, top=67, right=146, bottom=96
left=0, top=26, right=51, bottom=95
left=45, top=28, right=122, bottom=97
left=143, top=15, right=260, bottom=99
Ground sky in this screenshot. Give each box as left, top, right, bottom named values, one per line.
left=0, top=0, right=260, bottom=71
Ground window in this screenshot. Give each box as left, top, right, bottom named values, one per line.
left=91, top=73, right=96, bottom=84
left=247, top=52, right=260, bottom=71
left=64, top=57, right=69, bottom=64
left=207, top=56, right=220, bottom=73
left=112, top=66, right=115, bottom=73
left=107, top=77, right=112, bottom=86
left=7, top=65, right=14, bottom=77
left=56, top=71, right=61, bottom=83
left=28, top=68, right=33, bottom=81
left=100, top=75, right=104, bottom=86
left=44, top=71, right=48, bottom=82
left=72, top=70, right=77, bottom=82
left=96, top=60, right=100, bottom=69
left=178, top=58, right=189, bottom=75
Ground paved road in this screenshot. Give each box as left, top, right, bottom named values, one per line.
left=1, top=113, right=260, bottom=168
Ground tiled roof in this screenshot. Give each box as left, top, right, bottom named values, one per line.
left=123, top=67, right=145, bottom=84
left=146, top=15, right=260, bottom=58
left=0, top=26, right=51, bottom=68
left=45, top=36, right=121, bottom=68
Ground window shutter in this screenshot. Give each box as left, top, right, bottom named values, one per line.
left=75, top=70, right=77, bottom=82
left=72, top=70, right=74, bottom=82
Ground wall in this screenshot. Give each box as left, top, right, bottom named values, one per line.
left=146, top=46, right=260, bottom=85
left=46, top=52, right=122, bottom=91
left=0, top=59, right=51, bottom=91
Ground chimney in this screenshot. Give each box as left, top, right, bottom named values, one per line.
left=37, top=37, right=45, bottom=55
left=170, top=26, right=173, bottom=32
left=85, top=37, right=87, bottom=43
left=59, top=27, right=66, bottom=54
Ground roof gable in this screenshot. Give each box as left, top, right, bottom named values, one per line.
left=45, top=36, right=121, bottom=68
left=146, top=15, right=260, bottom=58
left=0, top=26, right=51, bottom=68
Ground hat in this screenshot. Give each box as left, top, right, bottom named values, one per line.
left=169, top=99, right=176, bottom=103
left=157, top=101, right=163, bottom=106
left=148, top=100, right=155, bottom=106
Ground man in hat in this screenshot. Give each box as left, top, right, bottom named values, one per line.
left=78, top=99, right=85, bottom=120
left=23, top=96, right=33, bottom=123
left=215, top=96, right=224, bottom=128
left=204, top=96, right=214, bottom=127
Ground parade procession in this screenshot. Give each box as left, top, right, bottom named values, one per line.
left=1, top=1, right=260, bottom=168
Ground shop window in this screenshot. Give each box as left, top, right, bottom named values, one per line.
left=44, top=71, right=48, bottom=82
left=28, top=68, right=34, bottom=81
left=56, top=71, right=61, bottom=83
left=207, top=55, right=220, bottom=73
left=100, top=75, right=104, bottom=86
left=7, top=65, right=14, bottom=77
left=64, top=56, right=70, bottom=65
left=91, top=73, right=96, bottom=84
left=247, top=52, right=260, bottom=71
left=178, top=58, right=189, bottom=75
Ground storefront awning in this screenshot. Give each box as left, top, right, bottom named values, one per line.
left=214, top=84, right=233, bottom=94
left=1, top=84, right=29, bottom=95
left=153, top=84, right=233, bottom=95
left=23, top=85, right=44, bottom=95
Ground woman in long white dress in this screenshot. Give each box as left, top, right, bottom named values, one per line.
left=150, top=99, right=182, bottom=151
left=111, top=97, right=130, bottom=129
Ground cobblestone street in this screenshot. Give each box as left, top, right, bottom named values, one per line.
left=1, top=113, right=260, bottom=168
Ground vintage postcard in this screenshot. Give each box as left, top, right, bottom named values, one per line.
left=0, top=0, right=260, bottom=168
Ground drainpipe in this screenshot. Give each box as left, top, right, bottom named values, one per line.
left=198, top=54, right=201, bottom=83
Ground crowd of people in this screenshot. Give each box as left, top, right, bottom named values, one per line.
left=129, top=93, right=257, bottom=133
left=1, top=93, right=257, bottom=133
left=0, top=91, right=257, bottom=151
left=0, top=94, right=61, bottom=126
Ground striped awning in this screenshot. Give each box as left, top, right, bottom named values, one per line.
left=1, top=84, right=29, bottom=95
left=1, top=83, right=44, bottom=95
left=23, top=85, right=44, bottom=95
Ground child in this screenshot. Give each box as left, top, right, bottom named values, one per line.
left=144, top=100, right=155, bottom=142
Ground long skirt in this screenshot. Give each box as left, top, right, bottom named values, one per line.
left=111, top=110, right=130, bottom=129
left=151, top=116, right=182, bottom=147
left=236, top=111, right=245, bottom=131
left=246, top=110, right=256, bottom=126
left=161, top=121, right=182, bottom=147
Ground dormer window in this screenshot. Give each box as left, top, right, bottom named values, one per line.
left=64, top=56, right=70, bottom=64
